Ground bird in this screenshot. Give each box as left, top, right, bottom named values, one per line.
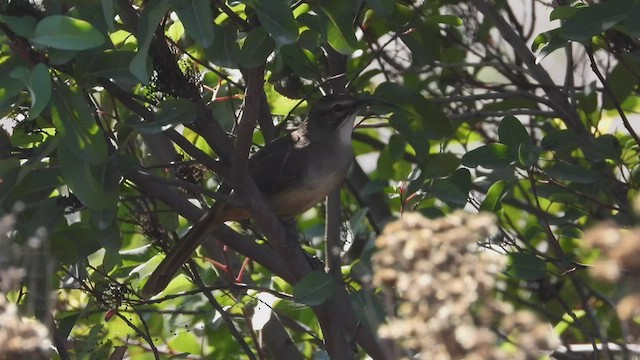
left=142, top=93, right=377, bottom=296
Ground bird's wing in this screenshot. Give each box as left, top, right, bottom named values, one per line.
left=249, top=134, right=306, bottom=198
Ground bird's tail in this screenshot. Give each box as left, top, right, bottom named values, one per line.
left=142, top=202, right=235, bottom=296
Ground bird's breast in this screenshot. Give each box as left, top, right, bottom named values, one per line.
left=269, top=146, right=353, bottom=218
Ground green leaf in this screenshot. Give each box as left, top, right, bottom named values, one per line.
left=9, top=63, right=52, bottom=119
left=51, top=86, right=108, bottom=164
left=205, top=24, right=241, bottom=68
left=57, top=145, right=119, bottom=210
left=130, top=0, right=172, bottom=83
left=239, top=27, right=276, bottom=68
left=603, top=56, right=640, bottom=109
left=279, top=44, right=317, bottom=79
left=101, top=0, right=115, bottom=31
left=625, top=1, right=640, bottom=36
left=429, top=168, right=470, bottom=207
left=293, top=271, right=336, bottom=306
left=127, top=98, right=197, bottom=134
left=0, top=15, right=37, bottom=38
left=549, top=6, right=579, bottom=21
left=479, top=180, right=509, bottom=212
left=349, top=290, right=386, bottom=333
left=245, top=0, right=298, bottom=46
left=349, top=208, right=369, bottom=236
left=317, top=0, right=357, bottom=54
left=429, top=178, right=468, bottom=207
left=518, top=144, right=542, bottom=167
left=2, top=167, right=62, bottom=207
left=32, top=15, right=106, bottom=50
left=560, top=0, right=632, bottom=42
left=592, top=134, right=622, bottom=161
left=364, top=0, right=395, bottom=17
left=532, top=28, right=568, bottom=64
left=461, top=143, right=512, bottom=169
left=174, top=0, right=216, bottom=47
left=545, top=164, right=600, bottom=183
left=75, top=50, right=138, bottom=85
left=387, top=134, right=406, bottom=161
left=507, top=253, right=546, bottom=280
left=421, top=153, right=460, bottom=179
left=541, top=129, right=578, bottom=152
left=498, top=115, right=530, bottom=155
left=426, top=14, right=463, bottom=27
left=265, top=82, right=305, bottom=115
left=0, top=76, right=24, bottom=118
left=375, top=82, right=453, bottom=140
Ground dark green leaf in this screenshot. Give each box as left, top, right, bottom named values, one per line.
left=174, top=0, right=216, bottom=47
left=625, top=1, right=640, bottom=36
left=246, top=0, right=298, bottom=46
left=0, top=76, right=24, bottom=118
left=507, top=253, right=546, bottom=280
left=387, top=134, right=406, bottom=161
left=51, top=223, right=103, bottom=263
left=349, top=208, right=369, bottom=235
left=57, top=145, right=118, bottom=210
left=421, top=152, right=460, bottom=178
left=376, top=147, right=395, bottom=180
left=51, top=86, right=108, bottom=164
left=349, top=290, right=385, bottom=333
left=482, top=97, right=538, bottom=111
left=317, top=0, right=357, bottom=54
left=429, top=178, right=468, bottom=207
left=541, top=129, right=579, bottom=152
left=429, top=169, right=471, bottom=207
left=33, top=15, right=105, bottom=50
left=462, top=143, right=512, bottom=169
left=101, top=0, right=115, bottom=31
left=76, top=50, right=138, bottom=85
left=364, top=0, right=395, bottom=17
left=293, top=271, right=336, bottom=306
left=498, top=115, right=530, bottom=154
left=603, top=57, right=640, bottom=109
left=205, top=24, right=241, bottom=68
left=592, top=134, right=622, bottom=161
left=127, top=99, right=197, bottom=134
left=0, top=15, right=37, bottom=38
left=2, top=167, right=62, bottom=207
left=546, top=163, right=600, bottom=183
left=9, top=63, right=52, bottom=119
left=560, top=0, right=632, bottom=42
left=549, top=6, right=579, bottom=21
left=239, top=27, right=275, bottom=68
left=518, top=144, right=542, bottom=168
left=130, top=0, right=172, bottom=83
left=480, top=180, right=509, bottom=212
left=279, top=44, right=317, bottom=79
left=387, top=113, right=430, bottom=163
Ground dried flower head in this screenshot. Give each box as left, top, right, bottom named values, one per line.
left=0, top=294, right=50, bottom=360
left=373, top=211, right=558, bottom=359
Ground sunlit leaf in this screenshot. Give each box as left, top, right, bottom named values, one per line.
left=33, top=15, right=105, bottom=50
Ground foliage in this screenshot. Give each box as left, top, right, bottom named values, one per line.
left=1, top=0, right=640, bottom=359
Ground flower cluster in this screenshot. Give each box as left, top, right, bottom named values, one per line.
left=0, top=294, right=50, bottom=360
left=373, top=211, right=559, bottom=359
left=582, top=221, right=640, bottom=341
